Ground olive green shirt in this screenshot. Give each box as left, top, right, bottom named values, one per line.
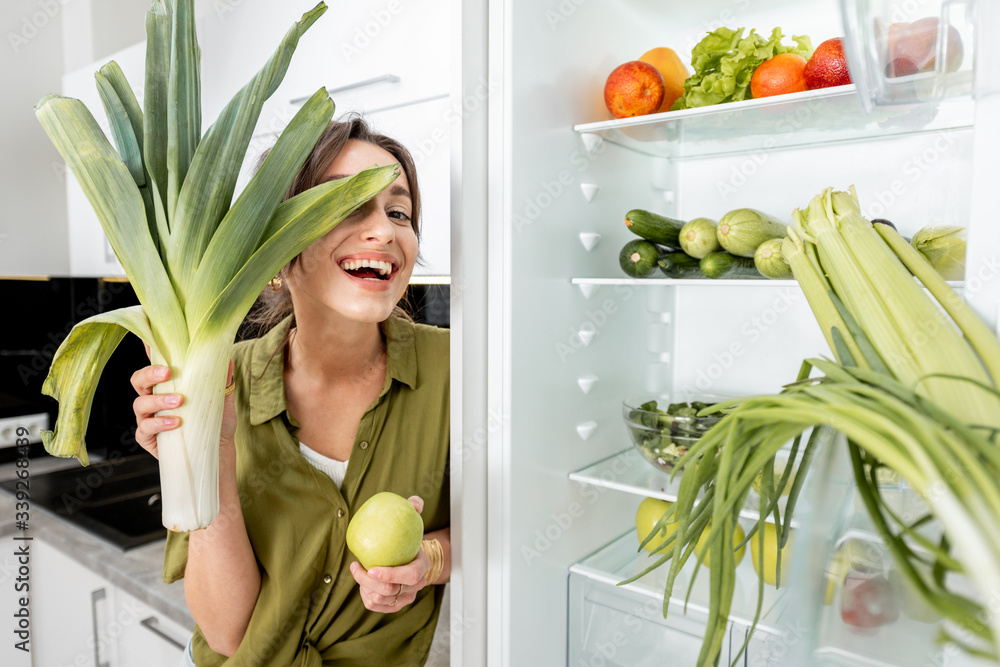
left=162, top=316, right=450, bottom=667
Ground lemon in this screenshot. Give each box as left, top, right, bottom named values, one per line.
left=635, top=497, right=677, bottom=553
left=693, top=519, right=747, bottom=568
left=750, top=522, right=795, bottom=587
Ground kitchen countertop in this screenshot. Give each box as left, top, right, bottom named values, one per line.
left=0, top=455, right=193, bottom=630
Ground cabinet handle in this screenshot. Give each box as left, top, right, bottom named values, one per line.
left=140, top=616, right=188, bottom=651
left=290, top=74, right=400, bottom=105
left=90, top=588, right=110, bottom=667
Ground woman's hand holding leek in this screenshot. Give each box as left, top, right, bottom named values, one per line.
left=131, top=357, right=259, bottom=657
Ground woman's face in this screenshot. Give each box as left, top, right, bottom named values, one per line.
left=287, top=139, right=417, bottom=325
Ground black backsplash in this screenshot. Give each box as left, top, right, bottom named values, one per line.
left=1, top=278, right=449, bottom=462
left=0, top=278, right=148, bottom=461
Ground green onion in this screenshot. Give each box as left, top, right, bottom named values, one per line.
left=36, top=0, right=399, bottom=531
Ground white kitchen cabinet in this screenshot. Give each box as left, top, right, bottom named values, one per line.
left=32, top=537, right=121, bottom=666
left=114, top=588, right=190, bottom=667
left=198, top=0, right=449, bottom=142
left=31, top=538, right=192, bottom=667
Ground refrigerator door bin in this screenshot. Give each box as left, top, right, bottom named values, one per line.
left=841, top=0, right=976, bottom=112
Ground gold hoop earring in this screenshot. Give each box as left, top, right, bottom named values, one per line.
left=269, top=275, right=283, bottom=291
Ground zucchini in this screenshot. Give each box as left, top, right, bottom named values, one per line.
left=716, top=208, right=787, bottom=257
left=619, top=239, right=661, bottom=278
left=658, top=252, right=703, bottom=279
left=624, top=209, right=685, bottom=247
left=700, top=251, right=761, bottom=279
left=678, top=217, right=720, bottom=258
left=754, top=238, right=793, bottom=279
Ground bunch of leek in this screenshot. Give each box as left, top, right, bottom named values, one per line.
left=37, top=0, right=399, bottom=531
left=629, top=187, right=1000, bottom=666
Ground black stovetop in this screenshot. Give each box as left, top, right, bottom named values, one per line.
left=0, top=454, right=167, bottom=550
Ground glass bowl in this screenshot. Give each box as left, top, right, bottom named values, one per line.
left=622, top=394, right=732, bottom=473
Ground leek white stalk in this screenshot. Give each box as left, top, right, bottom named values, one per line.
left=36, top=0, right=400, bottom=531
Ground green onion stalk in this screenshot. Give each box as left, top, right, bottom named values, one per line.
left=628, top=187, right=1000, bottom=666
left=36, top=0, right=400, bottom=531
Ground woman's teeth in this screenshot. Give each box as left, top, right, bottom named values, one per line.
left=339, top=259, right=394, bottom=278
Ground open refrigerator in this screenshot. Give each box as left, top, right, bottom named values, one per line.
left=451, top=0, right=1000, bottom=665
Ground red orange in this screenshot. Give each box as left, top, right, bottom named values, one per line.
left=604, top=61, right=665, bottom=119
left=750, top=53, right=809, bottom=99
left=805, top=38, right=852, bottom=89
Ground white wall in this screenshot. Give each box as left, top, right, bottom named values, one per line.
left=0, top=0, right=71, bottom=277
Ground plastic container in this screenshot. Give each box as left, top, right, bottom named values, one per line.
left=841, top=0, right=975, bottom=111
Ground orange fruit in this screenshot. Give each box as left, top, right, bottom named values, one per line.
left=638, top=47, right=689, bottom=112
left=603, top=61, right=665, bottom=119
left=804, top=38, right=852, bottom=89
left=750, top=53, right=809, bottom=99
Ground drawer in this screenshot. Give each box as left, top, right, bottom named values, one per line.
left=115, top=587, right=192, bottom=667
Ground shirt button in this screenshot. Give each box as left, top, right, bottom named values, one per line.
left=359, top=441, right=369, bottom=450
left=323, top=574, right=332, bottom=584
left=337, top=508, right=345, bottom=518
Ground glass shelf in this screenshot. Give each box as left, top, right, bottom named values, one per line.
left=569, top=529, right=789, bottom=636
left=568, top=448, right=828, bottom=527
left=571, top=277, right=964, bottom=289
left=572, top=277, right=796, bottom=287
left=572, top=85, right=974, bottom=159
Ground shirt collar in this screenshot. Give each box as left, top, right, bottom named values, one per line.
left=248, top=315, right=418, bottom=426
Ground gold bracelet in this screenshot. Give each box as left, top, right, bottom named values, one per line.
left=421, top=539, right=444, bottom=586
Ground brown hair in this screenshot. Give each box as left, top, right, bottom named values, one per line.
left=243, top=113, right=421, bottom=340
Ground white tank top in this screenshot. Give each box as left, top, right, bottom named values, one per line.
left=299, top=442, right=349, bottom=490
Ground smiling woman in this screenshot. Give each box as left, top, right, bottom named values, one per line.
left=245, top=114, right=423, bottom=340
left=131, top=114, right=451, bottom=667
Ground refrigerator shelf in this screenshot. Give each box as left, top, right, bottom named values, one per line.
left=572, top=84, right=974, bottom=160
left=568, top=447, right=821, bottom=527
left=569, top=529, right=789, bottom=637
left=572, top=277, right=796, bottom=287
left=571, top=277, right=965, bottom=289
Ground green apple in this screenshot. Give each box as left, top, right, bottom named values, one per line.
left=751, top=522, right=795, bottom=587
left=347, top=492, right=424, bottom=569
left=694, top=519, right=746, bottom=568
left=635, top=497, right=677, bottom=554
